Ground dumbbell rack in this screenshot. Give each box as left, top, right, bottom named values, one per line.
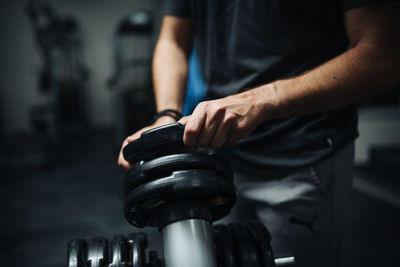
left=68, top=222, right=294, bottom=267
left=67, top=123, right=295, bottom=267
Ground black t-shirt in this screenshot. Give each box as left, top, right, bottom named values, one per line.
left=163, top=0, right=379, bottom=177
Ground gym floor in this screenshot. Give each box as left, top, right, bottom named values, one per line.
left=1, top=129, right=399, bottom=267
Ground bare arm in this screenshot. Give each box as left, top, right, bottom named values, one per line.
left=153, top=16, right=193, bottom=112
left=118, top=16, right=192, bottom=169
left=180, top=1, right=400, bottom=148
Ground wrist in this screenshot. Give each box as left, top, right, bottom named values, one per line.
left=252, top=82, right=287, bottom=121
left=153, top=115, right=177, bottom=126
left=153, top=109, right=183, bottom=122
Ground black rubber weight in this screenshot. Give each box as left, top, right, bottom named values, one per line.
left=229, top=223, right=262, bottom=267
left=246, top=222, right=276, bottom=267
left=213, top=224, right=236, bottom=267
left=123, top=123, right=185, bottom=163
left=67, top=239, right=87, bottom=267
left=124, top=152, right=233, bottom=194
left=124, top=170, right=236, bottom=227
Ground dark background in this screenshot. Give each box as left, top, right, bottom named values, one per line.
left=0, top=1, right=399, bottom=267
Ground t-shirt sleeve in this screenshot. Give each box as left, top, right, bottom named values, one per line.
left=162, top=0, right=191, bottom=17
left=341, top=0, right=386, bottom=11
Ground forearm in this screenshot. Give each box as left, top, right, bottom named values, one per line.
left=152, top=39, right=189, bottom=113
left=119, top=20, right=192, bottom=169
left=249, top=42, right=400, bottom=121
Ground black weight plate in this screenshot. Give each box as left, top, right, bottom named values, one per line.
left=212, top=225, right=225, bottom=267
left=124, top=170, right=236, bottom=227
left=123, top=123, right=185, bottom=163
left=127, top=233, right=147, bottom=267
left=129, top=147, right=198, bottom=166
left=109, top=235, right=129, bottom=267
left=87, top=237, right=108, bottom=267
left=124, top=152, right=233, bottom=194
left=67, top=239, right=87, bottom=267
left=124, top=170, right=237, bottom=227
left=229, top=223, right=261, bottom=267
left=213, top=224, right=236, bottom=267
left=246, top=222, right=275, bottom=267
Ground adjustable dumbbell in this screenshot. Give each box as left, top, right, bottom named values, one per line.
left=67, top=123, right=295, bottom=266
left=123, top=123, right=237, bottom=267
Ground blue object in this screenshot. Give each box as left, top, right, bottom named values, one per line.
left=183, top=48, right=206, bottom=116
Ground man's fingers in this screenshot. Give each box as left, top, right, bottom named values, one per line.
left=118, top=139, right=132, bottom=169
left=118, top=154, right=132, bottom=169
left=126, top=130, right=143, bottom=143
left=126, top=135, right=136, bottom=143
left=224, top=138, right=239, bottom=147
left=198, top=109, right=224, bottom=146
left=178, top=116, right=190, bottom=125
left=198, top=120, right=218, bottom=147
left=184, top=105, right=206, bottom=147
left=224, top=131, right=242, bottom=147
left=117, top=131, right=141, bottom=170
left=209, top=117, right=235, bottom=148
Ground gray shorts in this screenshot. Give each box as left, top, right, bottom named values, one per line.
left=220, top=143, right=355, bottom=267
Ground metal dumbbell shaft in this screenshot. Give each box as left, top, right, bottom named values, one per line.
left=162, top=219, right=217, bottom=267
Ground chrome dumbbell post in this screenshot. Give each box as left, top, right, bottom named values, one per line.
left=162, top=218, right=216, bottom=267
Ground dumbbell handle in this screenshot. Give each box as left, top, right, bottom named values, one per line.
left=162, top=219, right=217, bottom=267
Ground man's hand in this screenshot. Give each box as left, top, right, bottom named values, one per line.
left=117, top=116, right=177, bottom=169
left=179, top=89, right=266, bottom=148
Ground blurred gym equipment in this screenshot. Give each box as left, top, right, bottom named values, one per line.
left=0, top=82, right=54, bottom=169
left=67, top=123, right=295, bottom=267
left=108, top=11, right=156, bottom=145
left=26, top=0, right=89, bottom=136
left=0, top=0, right=90, bottom=170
